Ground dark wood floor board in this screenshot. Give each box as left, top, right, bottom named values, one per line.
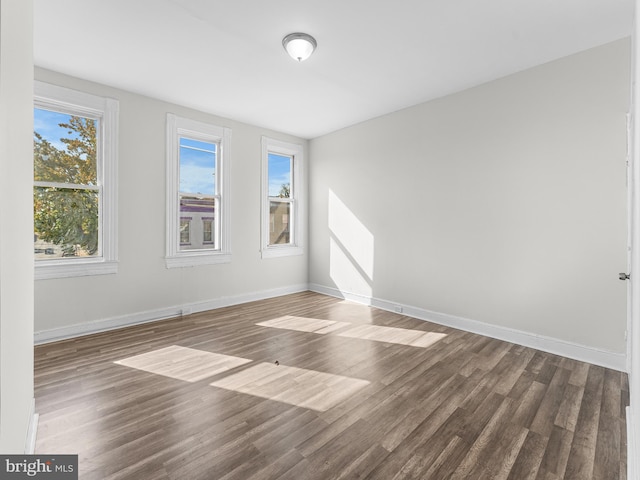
left=420, top=435, right=469, bottom=479
left=527, top=350, right=552, bottom=375
left=508, top=430, right=549, bottom=480
left=243, top=449, right=305, bottom=480
left=477, top=421, right=530, bottom=480
left=365, top=375, right=475, bottom=479
left=507, top=368, right=536, bottom=400
left=492, top=348, right=538, bottom=396
left=278, top=419, right=384, bottom=480
left=539, top=425, right=574, bottom=478
left=448, top=396, right=520, bottom=479
left=568, top=360, right=591, bottom=388
left=398, top=408, right=469, bottom=478
left=33, top=291, right=628, bottom=479
left=457, top=390, right=508, bottom=445
left=554, top=383, right=585, bottom=432
left=511, top=380, right=548, bottom=429
left=378, top=372, right=479, bottom=453
left=603, top=369, right=624, bottom=419
left=564, top=365, right=606, bottom=479
left=530, top=367, right=573, bottom=437
left=592, top=413, right=622, bottom=480
left=253, top=414, right=328, bottom=459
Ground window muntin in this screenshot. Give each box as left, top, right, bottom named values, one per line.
left=33, top=82, right=118, bottom=279
left=166, top=114, right=231, bottom=267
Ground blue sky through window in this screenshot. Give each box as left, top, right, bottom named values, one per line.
left=34, top=108, right=84, bottom=151
left=268, top=153, right=291, bottom=197
left=180, top=137, right=216, bottom=196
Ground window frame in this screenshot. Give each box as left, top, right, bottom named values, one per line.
left=166, top=114, right=231, bottom=267
left=33, top=81, right=119, bottom=280
left=261, top=137, right=304, bottom=258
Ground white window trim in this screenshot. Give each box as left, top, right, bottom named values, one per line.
left=34, top=81, right=119, bottom=280
left=261, top=137, right=304, bottom=259
left=166, top=114, right=231, bottom=268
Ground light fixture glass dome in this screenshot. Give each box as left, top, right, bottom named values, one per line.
left=282, top=33, right=317, bottom=62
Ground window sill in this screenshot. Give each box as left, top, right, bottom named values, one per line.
left=165, top=252, right=231, bottom=268
left=261, top=246, right=304, bottom=259
left=35, top=259, right=118, bottom=280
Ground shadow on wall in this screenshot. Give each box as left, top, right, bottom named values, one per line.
left=328, top=190, right=374, bottom=298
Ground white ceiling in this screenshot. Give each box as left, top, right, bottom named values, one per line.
left=34, top=0, right=634, bottom=139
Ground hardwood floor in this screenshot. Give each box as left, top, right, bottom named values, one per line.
left=34, top=291, right=628, bottom=479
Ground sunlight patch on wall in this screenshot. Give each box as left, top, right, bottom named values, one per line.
left=257, top=316, right=447, bottom=348
left=210, top=362, right=370, bottom=412
left=114, top=345, right=252, bottom=382
left=329, top=190, right=374, bottom=297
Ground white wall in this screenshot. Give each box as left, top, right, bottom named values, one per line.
left=310, top=39, right=630, bottom=359
left=33, top=68, right=308, bottom=339
left=0, top=0, right=35, bottom=452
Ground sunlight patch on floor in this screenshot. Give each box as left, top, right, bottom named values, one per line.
left=337, top=324, right=447, bottom=348
left=257, top=315, right=350, bottom=334
left=257, top=316, right=447, bottom=348
left=114, top=345, right=252, bottom=382
left=210, top=362, right=370, bottom=412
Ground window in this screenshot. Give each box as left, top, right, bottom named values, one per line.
left=34, top=82, right=118, bottom=280
left=261, top=137, right=304, bottom=258
left=166, top=114, right=231, bottom=267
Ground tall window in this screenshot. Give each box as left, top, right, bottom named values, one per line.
left=268, top=153, right=293, bottom=245
left=166, top=114, right=231, bottom=267
left=261, top=137, right=304, bottom=258
left=34, top=82, right=118, bottom=280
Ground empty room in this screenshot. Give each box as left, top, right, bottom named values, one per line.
left=1, top=0, right=640, bottom=479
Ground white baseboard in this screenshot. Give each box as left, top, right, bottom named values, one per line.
left=34, top=284, right=309, bottom=344
left=25, top=398, right=38, bottom=454
left=309, top=283, right=627, bottom=372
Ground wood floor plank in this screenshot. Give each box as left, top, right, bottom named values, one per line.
left=564, top=365, right=606, bottom=479
left=507, top=430, right=549, bottom=480
left=33, top=291, right=628, bottom=480
left=539, top=425, right=574, bottom=478
left=592, top=414, right=621, bottom=480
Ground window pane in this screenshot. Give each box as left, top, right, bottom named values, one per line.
left=34, top=108, right=97, bottom=185
left=203, top=219, right=214, bottom=244
left=268, top=153, right=291, bottom=198
left=180, top=219, right=191, bottom=245
left=270, top=201, right=290, bottom=245
left=34, top=187, right=99, bottom=258
left=180, top=137, right=216, bottom=196
left=179, top=195, right=216, bottom=251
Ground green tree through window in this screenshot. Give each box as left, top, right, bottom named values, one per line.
left=34, top=111, right=100, bottom=257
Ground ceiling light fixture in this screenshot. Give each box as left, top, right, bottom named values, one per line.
left=282, top=32, right=317, bottom=62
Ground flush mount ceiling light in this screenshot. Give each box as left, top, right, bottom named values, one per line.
left=282, top=32, right=317, bottom=62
